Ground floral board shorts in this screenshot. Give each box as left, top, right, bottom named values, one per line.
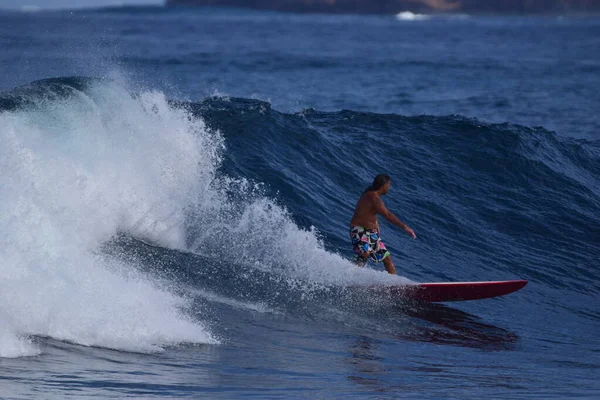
left=350, top=226, right=390, bottom=263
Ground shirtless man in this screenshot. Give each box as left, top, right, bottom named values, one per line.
left=349, top=174, right=416, bottom=274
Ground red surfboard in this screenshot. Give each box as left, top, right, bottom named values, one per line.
left=350, top=280, right=528, bottom=302
left=388, top=280, right=528, bottom=302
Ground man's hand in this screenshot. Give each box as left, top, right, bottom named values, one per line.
left=405, top=227, right=416, bottom=239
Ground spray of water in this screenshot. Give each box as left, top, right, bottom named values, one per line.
left=0, top=79, right=220, bottom=357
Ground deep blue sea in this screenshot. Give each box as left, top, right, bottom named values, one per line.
left=0, top=6, right=599, bottom=399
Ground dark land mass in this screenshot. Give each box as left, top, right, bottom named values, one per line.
left=166, top=0, right=600, bottom=15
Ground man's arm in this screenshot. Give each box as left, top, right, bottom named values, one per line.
left=373, top=197, right=417, bottom=239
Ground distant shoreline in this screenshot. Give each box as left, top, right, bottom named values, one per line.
left=166, top=0, right=600, bottom=15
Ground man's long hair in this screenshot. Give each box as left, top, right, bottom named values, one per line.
left=364, top=174, right=390, bottom=194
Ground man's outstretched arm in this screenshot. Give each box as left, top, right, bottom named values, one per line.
left=374, top=197, right=416, bottom=239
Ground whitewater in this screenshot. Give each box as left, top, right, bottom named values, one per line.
left=0, top=79, right=222, bottom=356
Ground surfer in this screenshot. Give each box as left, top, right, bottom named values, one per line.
left=349, top=174, right=416, bottom=274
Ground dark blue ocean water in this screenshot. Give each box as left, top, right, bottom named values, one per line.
left=0, top=6, right=599, bottom=399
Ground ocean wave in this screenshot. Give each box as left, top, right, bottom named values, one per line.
left=2, top=77, right=598, bottom=354
left=0, top=78, right=412, bottom=358
left=192, top=97, right=600, bottom=298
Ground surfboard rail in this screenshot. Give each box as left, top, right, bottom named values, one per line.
left=398, top=280, right=528, bottom=302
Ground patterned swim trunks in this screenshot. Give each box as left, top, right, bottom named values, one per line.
left=350, top=226, right=390, bottom=263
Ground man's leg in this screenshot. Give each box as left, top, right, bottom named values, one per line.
left=383, top=255, right=396, bottom=275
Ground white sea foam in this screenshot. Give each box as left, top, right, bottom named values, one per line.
left=395, top=11, right=470, bottom=21
left=396, top=11, right=431, bottom=21
left=0, top=80, right=219, bottom=357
